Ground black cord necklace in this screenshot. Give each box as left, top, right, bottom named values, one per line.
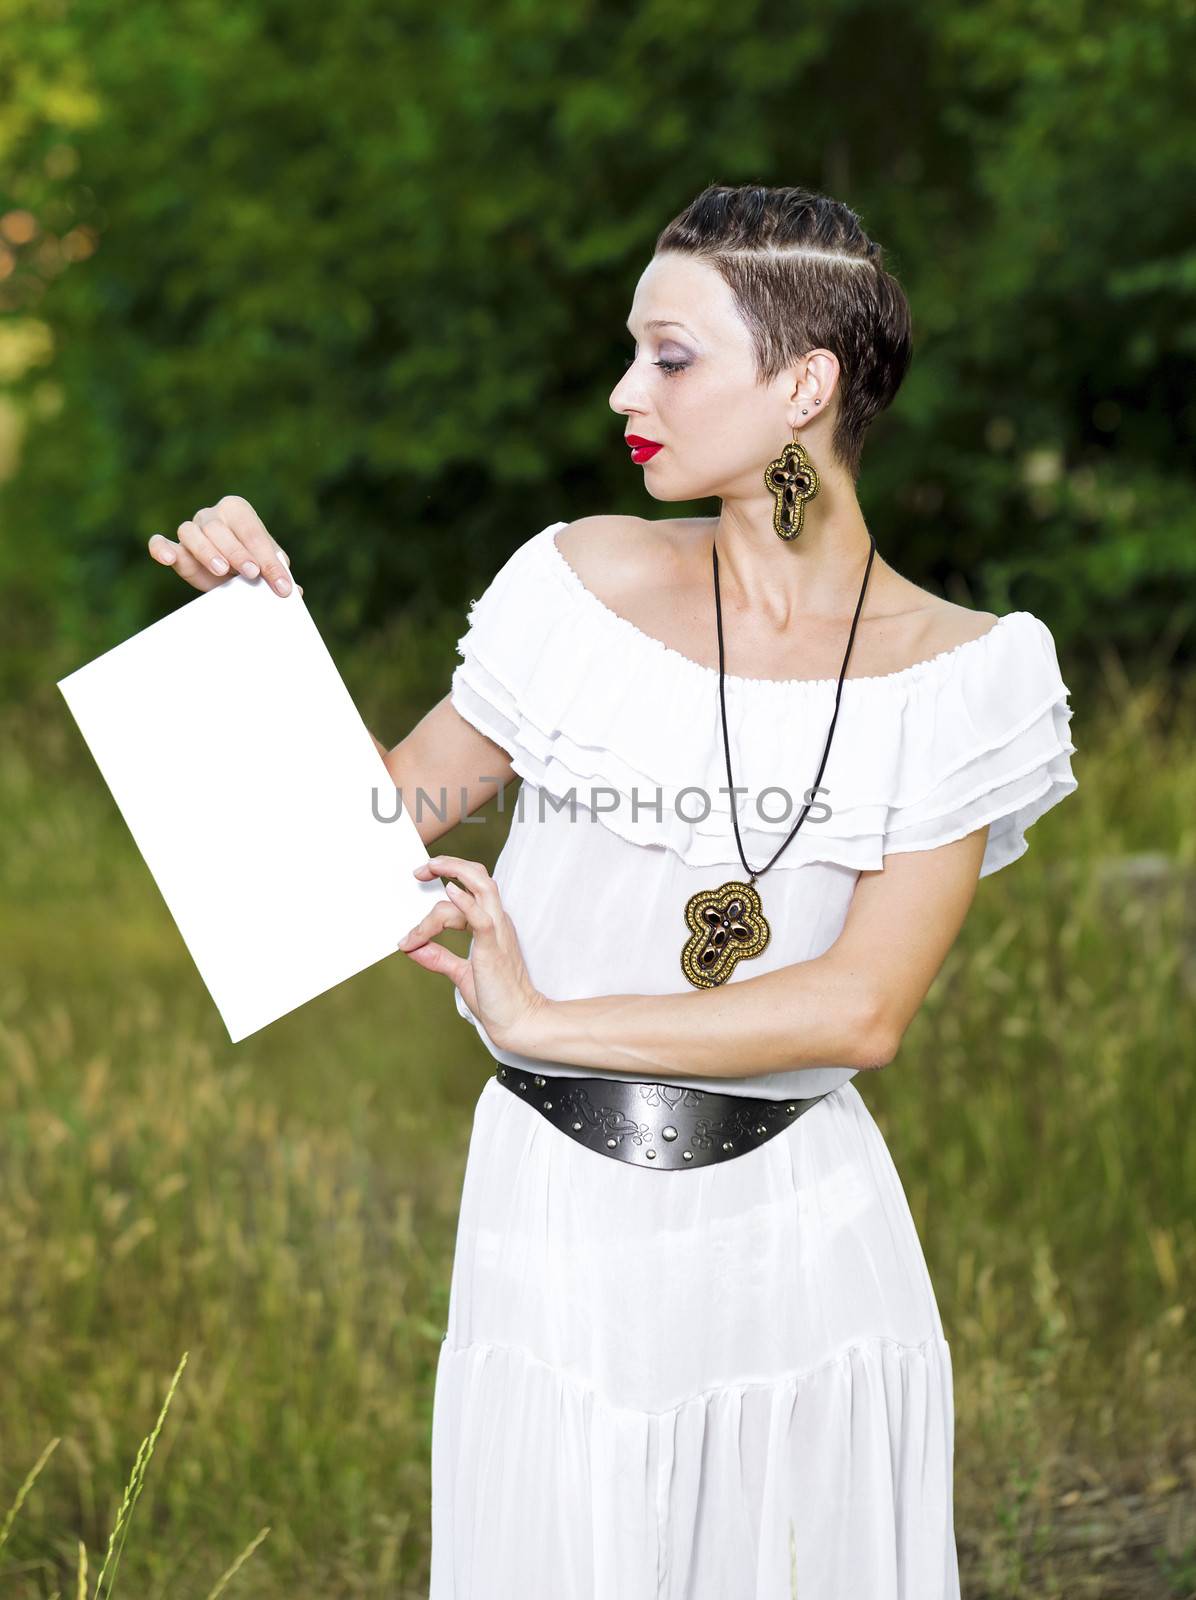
left=680, top=530, right=878, bottom=989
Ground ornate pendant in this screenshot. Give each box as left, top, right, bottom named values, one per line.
left=681, top=880, right=771, bottom=989
left=764, top=437, right=821, bottom=541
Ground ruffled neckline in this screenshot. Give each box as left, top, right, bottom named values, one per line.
left=451, top=520, right=1077, bottom=876
left=540, top=520, right=1024, bottom=694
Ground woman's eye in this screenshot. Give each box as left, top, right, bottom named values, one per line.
left=622, top=351, right=687, bottom=375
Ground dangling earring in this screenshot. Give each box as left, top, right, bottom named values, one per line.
left=763, top=410, right=821, bottom=542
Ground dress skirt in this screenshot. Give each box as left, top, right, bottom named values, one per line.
left=429, top=1072, right=961, bottom=1600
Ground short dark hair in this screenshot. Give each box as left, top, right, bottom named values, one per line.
left=654, top=183, right=913, bottom=481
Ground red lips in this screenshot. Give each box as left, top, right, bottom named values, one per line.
left=626, top=434, right=663, bottom=463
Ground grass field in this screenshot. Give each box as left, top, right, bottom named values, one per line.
left=1, top=647, right=1194, bottom=1598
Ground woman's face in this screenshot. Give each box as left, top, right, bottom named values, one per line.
left=609, top=252, right=827, bottom=506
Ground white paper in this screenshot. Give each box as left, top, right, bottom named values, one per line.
left=57, top=575, right=447, bottom=1042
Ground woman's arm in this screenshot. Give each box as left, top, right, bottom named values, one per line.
left=514, top=826, right=990, bottom=1080
left=373, top=693, right=518, bottom=849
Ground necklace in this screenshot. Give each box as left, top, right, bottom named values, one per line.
left=680, top=531, right=878, bottom=989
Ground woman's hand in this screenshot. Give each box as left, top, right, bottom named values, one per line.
left=398, top=854, right=549, bottom=1053
left=147, top=494, right=302, bottom=598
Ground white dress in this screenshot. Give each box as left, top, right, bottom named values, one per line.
left=429, top=519, right=1079, bottom=1599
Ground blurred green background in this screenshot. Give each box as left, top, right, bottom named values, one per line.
left=2, top=0, right=1194, bottom=1595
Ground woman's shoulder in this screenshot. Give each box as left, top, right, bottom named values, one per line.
left=892, top=596, right=1004, bottom=672
left=451, top=513, right=1077, bottom=880
left=464, top=513, right=661, bottom=616
left=553, top=513, right=1005, bottom=681
left=550, top=512, right=687, bottom=601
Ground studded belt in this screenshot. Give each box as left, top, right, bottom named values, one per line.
left=494, top=1064, right=832, bottom=1170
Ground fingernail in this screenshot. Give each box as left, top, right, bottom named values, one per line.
left=211, top=556, right=229, bottom=574
left=242, top=561, right=260, bottom=578
left=274, top=573, right=291, bottom=595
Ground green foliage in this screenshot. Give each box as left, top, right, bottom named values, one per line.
left=0, top=0, right=1193, bottom=701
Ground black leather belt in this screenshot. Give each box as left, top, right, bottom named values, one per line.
left=494, top=1064, right=832, bottom=1170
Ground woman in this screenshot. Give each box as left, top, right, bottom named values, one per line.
left=150, top=184, right=1078, bottom=1599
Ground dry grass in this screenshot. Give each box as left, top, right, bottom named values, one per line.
left=1, top=651, right=1193, bottom=1597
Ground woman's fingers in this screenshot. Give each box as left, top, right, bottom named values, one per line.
left=191, top=508, right=263, bottom=580
left=402, top=856, right=544, bottom=1048
left=147, top=530, right=226, bottom=591
left=413, top=856, right=500, bottom=924
left=146, top=494, right=299, bottom=598
left=148, top=528, right=302, bottom=596
left=398, top=892, right=469, bottom=951
left=206, top=496, right=294, bottom=596
left=175, top=515, right=238, bottom=579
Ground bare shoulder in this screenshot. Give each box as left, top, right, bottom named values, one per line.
left=911, top=594, right=1002, bottom=654
left=552, top=513, right=680, bottom=593
left=859, top=554, right=1000, bottom=652
left=555, top=515, right=1001, bottom=663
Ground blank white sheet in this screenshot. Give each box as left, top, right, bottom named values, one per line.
left=57, top=575, right=448, bottom=1042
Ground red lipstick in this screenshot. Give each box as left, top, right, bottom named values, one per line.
left=625, top=434, right=663, bottom=464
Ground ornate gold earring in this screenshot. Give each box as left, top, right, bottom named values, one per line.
left=764, top=422, right=821, bottom=541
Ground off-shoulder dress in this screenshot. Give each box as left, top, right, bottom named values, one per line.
left=428, top=519, right=1079, bottom=1600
